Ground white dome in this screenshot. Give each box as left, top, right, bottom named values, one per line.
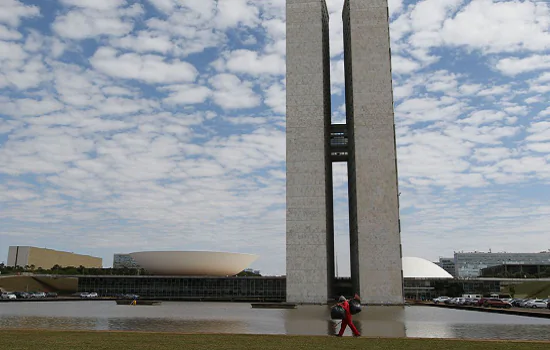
left=129, top=251, right=258, bottom=276
left=402, top=257, right=453, bottom=279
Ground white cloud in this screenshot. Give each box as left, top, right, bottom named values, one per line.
left=52, top=3, right=142, bottom=39
left=477, top=85, right=511, bottom=96
left=110, top=31, right=174, bottom=54
left=1, top=97, right=64, bottom=118
left=224, top=50, right=285, bottom=76
left=526, top=121, right=550, bottom=142
left=147, top=0, right=174, bottom=13
left=264, top=83, right=285, bottom=114
left=395, top=96, right=466, bottom=126
left=389, top=0, right=405, bottom=17
left=525, top=95, right=544, bottom=104
left=0, top=40, right=27, bottom=61
left=0, top=0, right=40, bottom=27
left=533, top=72, right=550, bottom=83
left=504, top=105, right=528, bottom=117
left=209, top=73, right=261, bottom=109
left=392, top=56, right=421, bottom=74
left=457, top=83, right=481, bottom=95
left=538, top=108, right=550, bottom=118
left=496, top=55, right=550, bottom=76
left=161, top=84, right=212, bottom=105
left=0, top=24, right=22, bottom=40
left=145, top=7, right=224, bottom=56
left=90, top=47, right=198, bottom=84
left=440, top=0, right=550, bottom=53
left=458, top=110, right=508, bottom=126
left=59, top=0, right=127, bottom=11
left=525, top=143, right=550, bottom=153
left=53, top=11, right=133, bottom=39
left=216, top=0, right=260, bottom=29
left=472, top=147, right=512, bottom=163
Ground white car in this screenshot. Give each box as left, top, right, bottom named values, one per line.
left=526, top=299, right=548, bottom=309
left=80, top=292, right=98, bottom=298
left=1, top=292, right=17, bottom=300
left=433, top=296, right=451, bottom=304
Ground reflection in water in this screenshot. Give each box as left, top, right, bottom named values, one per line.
left=0, top=316, right=249, bottom=333
left=0, top=301, right=549, bottom=340
left=403, top=306, right=550, bottom=341
left=353, top=306, right=407, bottom=338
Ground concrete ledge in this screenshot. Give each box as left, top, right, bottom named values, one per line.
left=424, top=303, right=550, bottom=319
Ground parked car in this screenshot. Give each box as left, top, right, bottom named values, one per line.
left=433, top=296, right=451, bottom=304
left=13, top=292, right=30, bottom=299
left=121, top=294, right=140, bottom=300
left=46, top=292, right=58, bottom=298
left=1, top=292, right=17, bottom=300
left=79, top=292, right=98, bottom=298
left=479, top=298, right=512, bottom=308
left=525, top=299, right=548, bottom=309
left=519, top=299, right=534, bottom=308
left=455, top=297, right=467, bottom=305
left=31, top=292, right=46, bottom=298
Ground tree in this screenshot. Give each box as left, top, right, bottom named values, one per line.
left=509, top=285, right=516, bottom=298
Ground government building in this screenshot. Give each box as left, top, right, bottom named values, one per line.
left=7, top=246, right=102, bottom=269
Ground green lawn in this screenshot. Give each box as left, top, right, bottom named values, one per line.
left=0, top=330, right=548, bottom=350
left=507, top=281, right=550, bottom=298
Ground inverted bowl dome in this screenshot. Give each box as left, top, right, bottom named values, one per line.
left=128, top=251, right=259, bottom=276
left=402, top=257, right=453, bottom=279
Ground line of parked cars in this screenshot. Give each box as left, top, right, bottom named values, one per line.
left=433, top=296, right=550, bottom=309
left=510, top=298, right=549, bottom=309
left=1, top=291, right=58, bottom=299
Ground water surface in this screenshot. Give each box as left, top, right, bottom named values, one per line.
left=0, top=301, right=548, bottom=340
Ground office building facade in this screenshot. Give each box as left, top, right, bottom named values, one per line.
left=286, top=0, right=403, bottom=304
left=435, top=258, right=456, bottom=277
left=454, top=252, right=550, bottom=278
left=113, top=254, right=140, bottom=269
left=7, top=246, right=102, bottom=269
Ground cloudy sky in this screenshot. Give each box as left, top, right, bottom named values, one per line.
left=0, top=0, right=549, bottom=276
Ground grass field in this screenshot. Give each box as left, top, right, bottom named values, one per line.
left=0, top=276, right=78, bottom=294
left=507, top=281, right=550, bottom=298
left=0, top=330, right=548, bottom=350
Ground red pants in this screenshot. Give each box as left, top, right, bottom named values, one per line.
left=338, top=318, right=360, bottom=336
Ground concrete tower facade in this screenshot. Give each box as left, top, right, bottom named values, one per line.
left=286, top=0, right=334, bottom=304
left=286, top=0, right=403, bottom=304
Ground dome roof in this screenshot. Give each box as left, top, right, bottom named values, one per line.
left=129, top=251, right=258, bottom=276
left=402, top=257, right=453, bottom=279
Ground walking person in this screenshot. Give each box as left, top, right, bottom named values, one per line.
left=335, top=295, right=361, bottom=337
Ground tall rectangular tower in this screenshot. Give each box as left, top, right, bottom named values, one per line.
left=286, top=0, right=334, bottom=304
left=286, top=0, right=403, bottom=305
left=343, top=0, right=403, bottom=304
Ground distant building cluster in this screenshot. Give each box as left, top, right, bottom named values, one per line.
left=435, top=251, right=550, bottom=278
left=7, top=246, right=102, bottom=269
left=113, top=254, right=140, bottom=269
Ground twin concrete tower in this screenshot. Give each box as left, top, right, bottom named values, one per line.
left=286, top=0, right=404, bottom=304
